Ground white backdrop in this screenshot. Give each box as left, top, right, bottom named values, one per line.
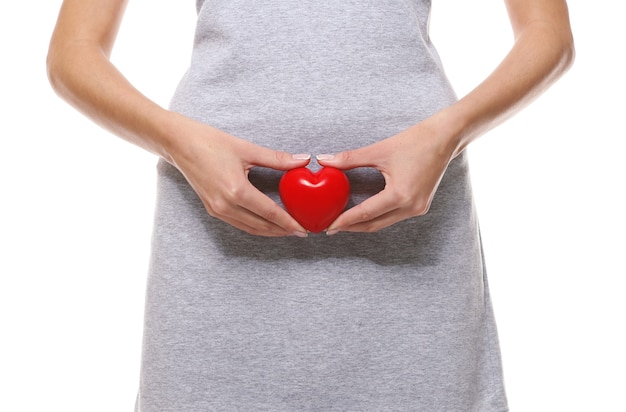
left=1, top=1, right=624, bottom=411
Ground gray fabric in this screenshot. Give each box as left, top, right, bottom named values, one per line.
left=136, top=1, right=509, bottom=410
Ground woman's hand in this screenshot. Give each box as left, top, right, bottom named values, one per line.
left=317, top=112, right=460, bottom=234
left=47, top=0, right=310, bottom=237
left=318, top=0, right=574, bottom=235
left=165, top=115, right=311, bottom=237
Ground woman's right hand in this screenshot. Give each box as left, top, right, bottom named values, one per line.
left=164, top=114, right=311, bottom=237
left=47, top=0, right=309, bottom=237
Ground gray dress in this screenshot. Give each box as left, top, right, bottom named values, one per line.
left=136, top=1, right=509, bottom=410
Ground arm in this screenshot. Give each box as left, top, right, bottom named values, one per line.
left=47, top=0, right=310, bottom=237
left=447, top=0, right=575, bottom=153
left=319, top=0, right=575, bottom=234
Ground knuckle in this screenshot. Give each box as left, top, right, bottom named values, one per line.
left=204, top=206, right=218, bottom=218
left=274, top=150, right=289, bottom=163
left=361, top=222, right=379, bottom=233
left=397, top=193, right=414, bottom=208
left=245, top=227, right=264, bottom=236
left=358, top=206, right=374, bottom=223
left=209, top=197, right=230, bottom=216
left=224, top=182, right=245, bottom=200
left=340, top=150, right=356, bottom=163
left=385, top=186, right=410, bottom=207
left=388, top=188, right=430, bottom=216
left=410, top=200, right=430, bottom=216
left=251, top=223, right=283, bottom=237
left=200, top=197, right=219, bottom=218
left=260, top=204, right=281, bottom=223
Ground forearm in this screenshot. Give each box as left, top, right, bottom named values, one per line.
left=47, top=30, right=179, bottom=162
left=440, top=7, right=575, bottom=156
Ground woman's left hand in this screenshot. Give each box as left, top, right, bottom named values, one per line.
left=317, top=112, right=460, bottom=234
left=318, top=0, right=574, bottom=235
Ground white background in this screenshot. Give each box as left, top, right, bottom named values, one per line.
left=1, top=1, right=624, bottom=411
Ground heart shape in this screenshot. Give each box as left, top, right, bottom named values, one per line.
left=279, top=167, right=350, bottom=233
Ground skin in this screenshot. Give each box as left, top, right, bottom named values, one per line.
left=47, top=0, right=574, bottom=237
left=320, top=0, right=575, bottom=234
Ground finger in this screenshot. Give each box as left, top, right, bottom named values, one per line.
left=216, top=212, right=287, bottom=237
left=331, top=208, right=407, bottom=233
left=316, top=144, right=380, bottom=170
left=199, top=177, right=307, bottom=237
left=327, top=189, right=402, bottom=232
left=208, top=199, right=304, bottom=237
left=247, top=145, right=311, bottom=171
left=233, top=183, right=309, bottom=236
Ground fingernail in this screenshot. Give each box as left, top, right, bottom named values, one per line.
left=316, top=154, right=335, bottom=161
left=293, top=231, right=308, bottom=238
left=292, top=153, right=311, bottom=161
left=326, top=229, right=339, bottom=236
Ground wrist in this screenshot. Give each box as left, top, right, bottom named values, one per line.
left=154, top=110, right=184, bottom=164
left=156, top=110, right=206, bottom=166
left=425, top=106, right=469, bottom=159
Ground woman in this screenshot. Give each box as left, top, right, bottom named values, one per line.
left=47, top=0, right=573, bottom=410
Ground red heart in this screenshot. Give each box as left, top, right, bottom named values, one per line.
left=279, top=167, right=350, bottom=233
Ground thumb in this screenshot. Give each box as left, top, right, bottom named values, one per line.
left=250, top=147, right=311, bottom=171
